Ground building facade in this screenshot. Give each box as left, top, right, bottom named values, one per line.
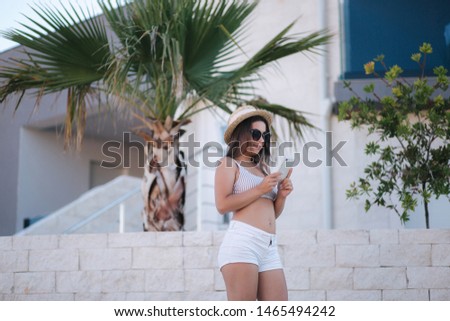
left=0, top=0, right=449, bottom=236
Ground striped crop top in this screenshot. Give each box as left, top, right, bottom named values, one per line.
left=231, top=159, right=278, bottom=201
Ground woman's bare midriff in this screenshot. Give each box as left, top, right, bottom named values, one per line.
left=232, top=198, right=276, bottom=234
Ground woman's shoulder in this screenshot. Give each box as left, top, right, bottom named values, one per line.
left=215, top=157, right=239, bottom=186
left=216, top=156, right=238, bottom=171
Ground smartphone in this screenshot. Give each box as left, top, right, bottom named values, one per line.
left=276, top=158, right=290, bottom=181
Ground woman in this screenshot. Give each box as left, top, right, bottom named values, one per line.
left=215, top=105, right=294, bottom=301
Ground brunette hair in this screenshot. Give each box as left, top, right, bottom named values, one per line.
left=225, top=116, right=271, bottom=175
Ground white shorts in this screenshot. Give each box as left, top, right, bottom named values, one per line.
left=218, top=220, right=283, bottom=272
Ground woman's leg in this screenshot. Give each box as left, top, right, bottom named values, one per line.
left=221, top=263, right=259, bottom=300
left=257, top=269, right=288, bottom=301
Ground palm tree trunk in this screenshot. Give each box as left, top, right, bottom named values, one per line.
left=139, top=120, right=187, bottom=231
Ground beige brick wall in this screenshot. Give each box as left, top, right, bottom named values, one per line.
left=1, top=229, right=450, bottom=301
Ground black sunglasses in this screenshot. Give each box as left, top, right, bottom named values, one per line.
left=249, top=129, right=271, bottom=143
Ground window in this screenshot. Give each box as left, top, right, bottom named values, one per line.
left=342, top=0, right=450, bottom=79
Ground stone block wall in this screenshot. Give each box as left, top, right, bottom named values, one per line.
left=1, top=229, right=450, bottom=300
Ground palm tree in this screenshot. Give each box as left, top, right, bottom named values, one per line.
left=0, top=0, right=331, bottom=231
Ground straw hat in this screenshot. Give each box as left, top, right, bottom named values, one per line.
left=224, top=105, right=273, bottom=144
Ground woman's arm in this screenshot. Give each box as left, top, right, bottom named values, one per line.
left=214, top=157, right=280, bottom=214
left=274, top=195, right=287, bottom=218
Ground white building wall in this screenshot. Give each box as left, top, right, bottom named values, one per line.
left=194, top=0, right=341, bottom=230
left=193, top=0, right=449, bottom=230
left=17, top=128, right=90, bottom=230
left=16, top=128, right=143, bottom=232
left=182, top=106, right=228, bottom=231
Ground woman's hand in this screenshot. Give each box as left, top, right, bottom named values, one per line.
left=257, top=172, right=281, bottom=195
left=277, top=168, right=293, bottom=198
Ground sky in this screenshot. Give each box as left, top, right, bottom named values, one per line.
left=0, top=0, right=103, bottom=52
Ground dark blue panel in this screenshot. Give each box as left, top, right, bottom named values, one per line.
left=344, top=0, right=450, bottom=79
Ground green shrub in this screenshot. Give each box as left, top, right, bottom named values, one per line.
left=338, top=43, right=450, bottom=228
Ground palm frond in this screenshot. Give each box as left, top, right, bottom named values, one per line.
left=191, top=21, right=332, bottom=141
left=1, top=3, right=110, bottom=90
left=207, top=25, right=332, bottom=97
left=0, top=2, right=111, bottom=149
left=1, top=0, right=332, bottom=149
left=181, top=0, right=257, bottom=89
left=100, top=0, right=256, bottom=119
left=241, top=24, right=332, bottom=75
